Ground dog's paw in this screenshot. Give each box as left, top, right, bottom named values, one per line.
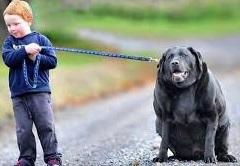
left=153, top=155, right=168, bottom=163
left=204, top=154, right=217, bottom=163
left=217, top=154, right=237, bottom=162
left=193, top=151, right=204, bottom=161
left=168, top=155, right=179, bottom=161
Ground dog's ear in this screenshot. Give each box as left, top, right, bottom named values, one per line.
left=187, top=47, right=204, bottom=79
left=158, top=52, right=166, bottom=73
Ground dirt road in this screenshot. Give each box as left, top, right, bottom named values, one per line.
left=0, top=32, right=240, bottom=165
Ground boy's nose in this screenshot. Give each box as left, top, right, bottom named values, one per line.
left=9, top=27, right=16, bottom=32
left=9, top=26, right=13, bottom=31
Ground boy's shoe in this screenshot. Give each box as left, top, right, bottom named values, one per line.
left=46, top=158, right=62, bottom=166
left=14, top=159, right=32, bottom=166
left=14, top=160, right=24, bottom=166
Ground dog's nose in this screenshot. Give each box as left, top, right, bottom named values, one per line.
left=171, top=60, right=179, bottom=66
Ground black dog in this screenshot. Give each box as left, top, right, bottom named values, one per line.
left=153, top=46, right=237, bottom=163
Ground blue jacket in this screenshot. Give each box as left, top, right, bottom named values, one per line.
left=2, top=32, right=57, bottom=98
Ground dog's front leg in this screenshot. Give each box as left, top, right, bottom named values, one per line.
left=154, top=120, right=169, bottom=162
left=204, top=120, right=218, bottom=163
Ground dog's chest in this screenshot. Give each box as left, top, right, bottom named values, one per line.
left=170, top=93, right=199, bottom=124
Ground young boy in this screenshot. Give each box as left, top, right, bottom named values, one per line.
left=2, top=0, right=62, bottom=166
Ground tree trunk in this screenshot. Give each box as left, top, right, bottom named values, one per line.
left=0, top=0, right=11, bottom=42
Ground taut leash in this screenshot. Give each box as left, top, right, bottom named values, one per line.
left=41, top=46, right=159, bottom=63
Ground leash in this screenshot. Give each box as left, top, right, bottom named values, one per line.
left=22, top=55, right=41, bottom=89
left=41, top=46, right=159, bottom=63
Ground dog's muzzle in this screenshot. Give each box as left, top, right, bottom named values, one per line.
left=172, top=71, right=189, bottom=82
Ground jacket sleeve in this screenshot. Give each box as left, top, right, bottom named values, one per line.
left=38, top=35, right=57, bottom=69
left=2, top=37, right=28, bottom=68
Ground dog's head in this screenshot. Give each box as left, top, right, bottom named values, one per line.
left=158, top=46, right=204, bottom=88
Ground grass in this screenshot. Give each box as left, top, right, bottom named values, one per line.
left=0, top=62, right=12, bottom=126
left=51, top=61, right=156, bottom=109
left=76, top=15, right=240, bottom=38
left=33, top=0, right=240, bottom=39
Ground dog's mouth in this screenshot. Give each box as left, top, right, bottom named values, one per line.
left=172, top=70, right=189, bottom=83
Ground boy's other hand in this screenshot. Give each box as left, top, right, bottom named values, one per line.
left=25, top=43, right=42, bottom=55
left=28, top=54, right=37, bottom=61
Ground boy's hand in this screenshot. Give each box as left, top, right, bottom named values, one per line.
left=28, top=54, right=37, bottom=61
left=25, top=43, right=42, bottom=55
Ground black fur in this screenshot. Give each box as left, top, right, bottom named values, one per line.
left=153, top=46, right=237, bottom=163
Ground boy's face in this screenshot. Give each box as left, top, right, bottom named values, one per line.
left=4, top=14, right=31, bottom=38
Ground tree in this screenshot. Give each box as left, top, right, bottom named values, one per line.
left=0, top=0, right=11, bottom=42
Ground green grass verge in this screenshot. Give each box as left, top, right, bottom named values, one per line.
left=32, top=0, right=240, bottom=39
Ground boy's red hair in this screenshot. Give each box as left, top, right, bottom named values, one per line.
left=3, top=0, right=33, bottom=23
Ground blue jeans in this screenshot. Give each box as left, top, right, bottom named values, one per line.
left=12, top=93, right=61, bottom=165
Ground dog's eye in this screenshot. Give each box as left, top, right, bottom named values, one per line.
left=180, top=54, right=187, bottom=57
left=168, top=54, right=174, bottom=59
